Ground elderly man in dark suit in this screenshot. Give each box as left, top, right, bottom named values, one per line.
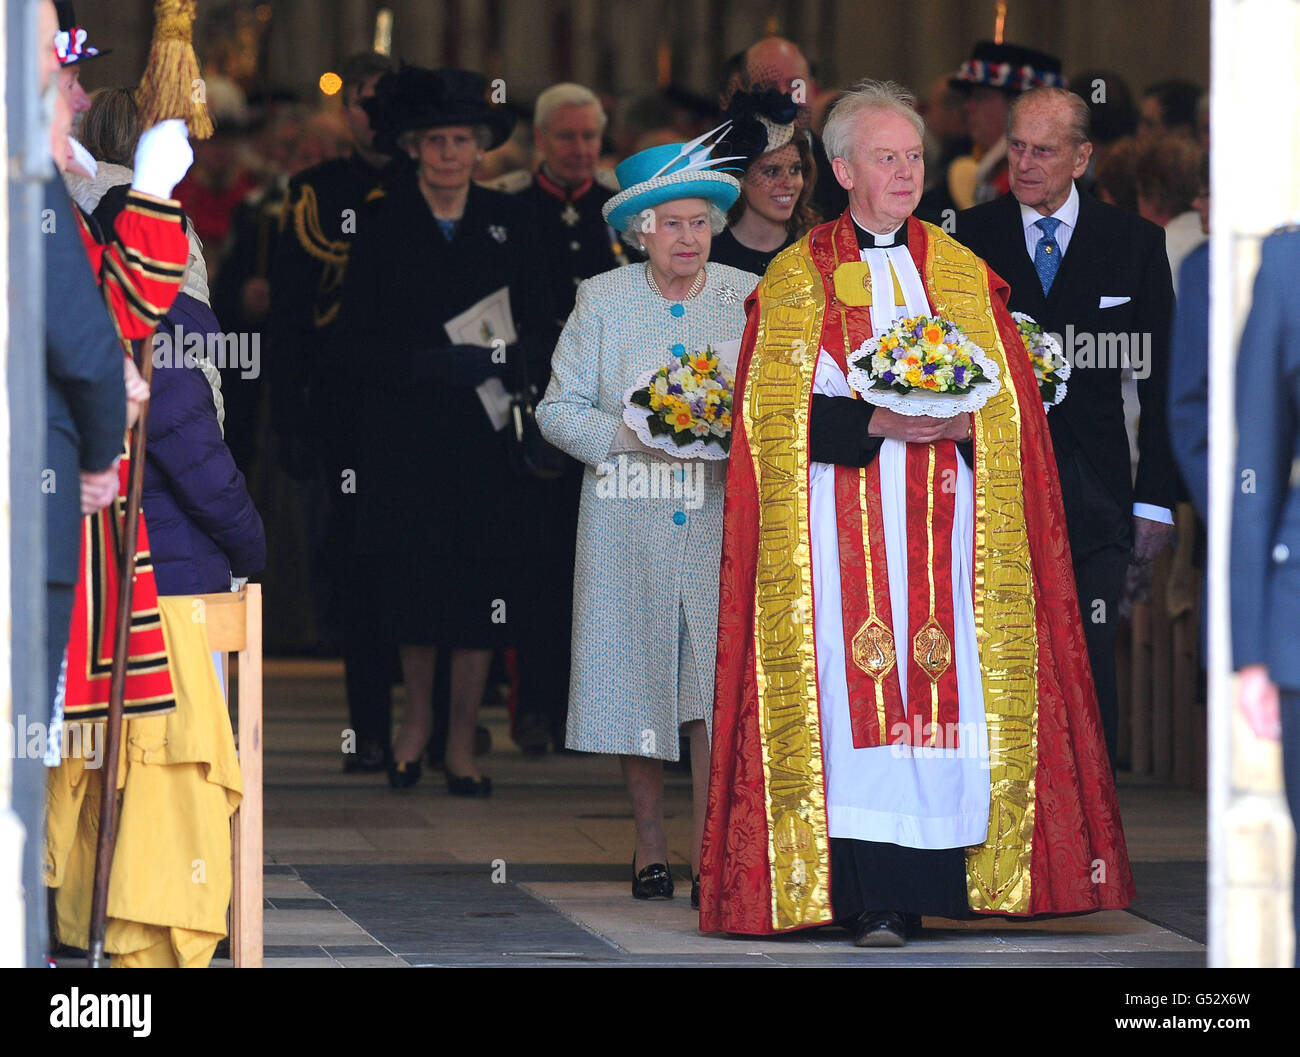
left=956, top=86, right=1178, bottom=766
left=1230, top=224, right=1300, bottom=964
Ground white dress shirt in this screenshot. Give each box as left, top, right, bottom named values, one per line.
left=1020, top=181, right=1080, bottom=258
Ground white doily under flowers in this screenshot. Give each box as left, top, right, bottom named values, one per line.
left=845, top=321, right=1002, bottom=419
left=1011, top=311, right=1071, bottom=413
left=622, top=365, right=733, bottom=461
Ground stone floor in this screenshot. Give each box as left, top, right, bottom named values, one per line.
left=234, top=659, right=1207, bottom=967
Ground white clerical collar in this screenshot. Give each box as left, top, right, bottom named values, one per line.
left=1020, top=181, right=1079, bottom=233
left=850, top=211, right=906, bottom=247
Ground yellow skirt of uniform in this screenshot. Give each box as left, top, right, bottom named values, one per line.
left=45, top=595, right=243, bottom=968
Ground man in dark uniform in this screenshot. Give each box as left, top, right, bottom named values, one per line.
left=956, top=86, right=1178, bottom=767
left=269, top=50, right=395, bottom=771
left=508, top=83, right=625, bottom=755
left=515, top=83, right=626, bottom=339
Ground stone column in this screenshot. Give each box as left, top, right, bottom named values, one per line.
left=0, top=0, right=21, bottom=971
left=1208, top=0, right=1299, bottom=968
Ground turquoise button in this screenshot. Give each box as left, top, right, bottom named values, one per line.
left=673, top=511, right=686, bottom=525
left=672, top=343, right=686, bottom=356
left=670, top=303, right=685, bottom=317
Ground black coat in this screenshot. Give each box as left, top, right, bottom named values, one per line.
left=44, top=177, right=126, bottom=586
left=339, top=172, right=555, bottom=564
left=1231, top=228, right=1300, bottom=688
left=955, top=190, right=1179, bottom=559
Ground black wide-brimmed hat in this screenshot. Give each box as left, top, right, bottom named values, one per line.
left=950, top=41, right=1064, bottom=95
left=364, top=65, right=515, bottom=156
left=54, top=1, right=110, bottom=66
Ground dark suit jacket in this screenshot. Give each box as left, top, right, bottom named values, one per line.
left=44, top=177, right=126, bottom=586
left=955, top=189, right=1178, bottom=559
left=1169, top=242, right=1209, bottom=519
left=1231, top=228, right=1300, bottom=688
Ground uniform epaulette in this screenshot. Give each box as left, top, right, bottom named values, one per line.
left=291, top=183, right=348, bottom=265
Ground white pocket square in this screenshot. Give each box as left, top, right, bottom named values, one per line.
left=1099, top=295, right=1131, bottom=308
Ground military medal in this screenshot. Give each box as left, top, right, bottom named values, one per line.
left=560, top=202, right=580, bottom=227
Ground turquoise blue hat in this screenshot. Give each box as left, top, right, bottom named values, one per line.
left=602, top=127, right=743, bottom=232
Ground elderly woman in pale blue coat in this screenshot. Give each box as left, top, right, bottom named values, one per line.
left=537, top=137, right=758, bottom=906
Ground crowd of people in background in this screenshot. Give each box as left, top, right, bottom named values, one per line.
left=114, top=33, right=1211, bottom=776
left=116, top=35, right=1211, bottom=733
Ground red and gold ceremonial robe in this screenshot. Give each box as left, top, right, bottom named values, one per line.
left=699, top=212, right=1134, bottom=934
left=61, top=190, right=188, bottom=720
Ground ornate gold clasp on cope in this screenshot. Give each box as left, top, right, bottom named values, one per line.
left=832, top=262, right=907, bottom=308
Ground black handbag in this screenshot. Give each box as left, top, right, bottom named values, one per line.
left=506, top=352, right=569, bottom=480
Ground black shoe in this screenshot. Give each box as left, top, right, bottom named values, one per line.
left=344, top=739, right=390, bottom=773
left=446, top=772, right=492, bottom=797
left=387, top=759, right=422, bottom=789
left=690, top=874, right=700, bottom=909
left=632, top=858, right=674, bottom=900
left=853, top=910, right=907, bottom=947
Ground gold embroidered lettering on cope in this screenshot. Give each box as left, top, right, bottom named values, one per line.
left=746, top=240, right=831, bottom=930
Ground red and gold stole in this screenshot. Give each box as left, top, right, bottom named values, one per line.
left=810, top=215, right=962, bottom=749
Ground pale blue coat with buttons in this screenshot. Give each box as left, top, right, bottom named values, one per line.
left=537, top=261, right=758, bottom=760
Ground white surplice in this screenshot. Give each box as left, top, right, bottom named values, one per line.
left=811, top=233, right=991, bottom=849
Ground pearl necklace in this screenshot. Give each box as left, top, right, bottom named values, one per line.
left=646, top=263, right=705, bottom=302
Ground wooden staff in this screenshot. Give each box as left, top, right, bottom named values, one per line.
left=86, top=342, right=153, bottom=968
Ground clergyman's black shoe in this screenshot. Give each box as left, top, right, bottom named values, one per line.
left=632, top=859, right=674, bottom=900
left=853, top=910, right=907, bottom=947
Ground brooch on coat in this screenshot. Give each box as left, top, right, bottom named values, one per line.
left=716, top=282, right=741, bottom=306
left=488, top=225, right=508, bottom=243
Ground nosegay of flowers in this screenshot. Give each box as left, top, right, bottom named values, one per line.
left=1012, top=311, right=1071, bottom=411
left=855, top=314, right=990, bottom=395
left=627, top=345, right=735, bottom=453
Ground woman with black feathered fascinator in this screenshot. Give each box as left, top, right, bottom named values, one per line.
left=710, top=88, right=820, bottom=275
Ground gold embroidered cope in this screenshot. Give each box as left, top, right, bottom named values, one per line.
left=744, top=223, right=1041, bottom=930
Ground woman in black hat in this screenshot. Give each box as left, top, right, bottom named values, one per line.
left=710, top=89, right=819, bottom=276
left=339, top=66, right=553, bottom=794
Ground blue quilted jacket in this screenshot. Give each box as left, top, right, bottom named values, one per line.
left=142, top=292, right=265, bottom=595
